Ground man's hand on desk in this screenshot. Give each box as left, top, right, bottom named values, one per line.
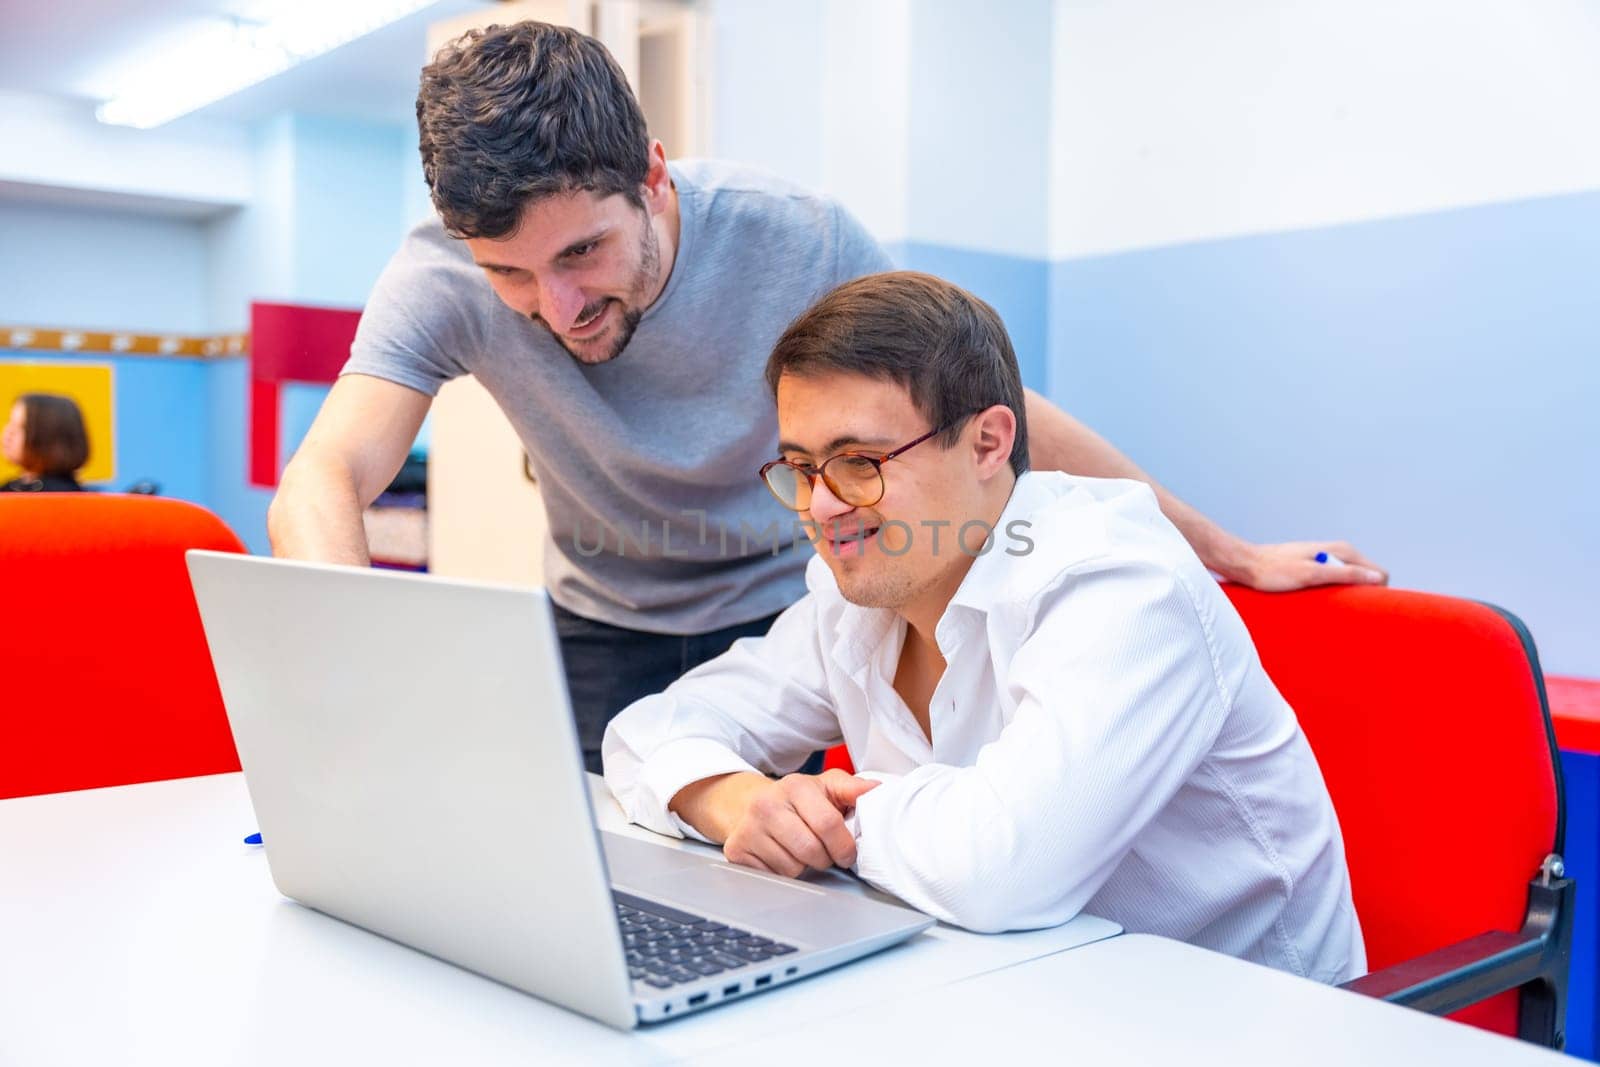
left=670, top=769, right=880, bottom=878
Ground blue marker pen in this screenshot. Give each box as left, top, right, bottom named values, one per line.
left=1315, top=551, right=1346, bottom=567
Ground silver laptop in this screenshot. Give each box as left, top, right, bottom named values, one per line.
left=186, top=551, right=933, bottom=1029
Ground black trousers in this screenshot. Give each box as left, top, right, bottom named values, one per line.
left=552, top=601, right=792, bottom=774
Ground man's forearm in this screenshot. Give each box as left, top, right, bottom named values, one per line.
left=267, top=456, right=374, bottom=566
left=669, top=771, right=770, bottom=843
left=1022, top=389, right=1255, bottom=581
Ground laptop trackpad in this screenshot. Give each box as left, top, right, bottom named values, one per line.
left=655, top=862, right=831, bottom=926
left=602, top=832, right=838, bottom=938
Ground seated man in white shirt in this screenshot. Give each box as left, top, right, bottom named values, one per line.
left=603, top=271, right=1366, bottom=982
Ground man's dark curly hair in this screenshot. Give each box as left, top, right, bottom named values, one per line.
left=417, top=21, right=651, bottom=239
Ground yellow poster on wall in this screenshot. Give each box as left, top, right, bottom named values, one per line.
left=0, top=362, right=116, bottom=484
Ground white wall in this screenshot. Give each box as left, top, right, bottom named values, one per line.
left=708, top=0, right=826, bottom=190
left=907, top=0, right=1052, bottom=258
left=708, top=0, right=1060, bottom=256
left=818, top=0, right=911, bottom=244
left=1050, top=0, right=1600, bottom=258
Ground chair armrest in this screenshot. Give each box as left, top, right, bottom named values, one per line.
left=1340, top=872, right=1573, bottom=1047
left=1343, top=928, right=1545, bottom=1013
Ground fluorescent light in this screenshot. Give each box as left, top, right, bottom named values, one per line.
left=95, top=0, right=435, bottom=129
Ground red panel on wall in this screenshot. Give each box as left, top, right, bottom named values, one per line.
left=250, top=301, right=362, bottom=383
left=248, top=301, right=362, bottom=488
left=249, top=378, right=281, bottom=488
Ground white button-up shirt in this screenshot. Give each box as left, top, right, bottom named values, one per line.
left=603, top=472, right=1366, bottom=982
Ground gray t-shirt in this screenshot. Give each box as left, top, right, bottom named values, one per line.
left=343, top=160, right=894, bottom=634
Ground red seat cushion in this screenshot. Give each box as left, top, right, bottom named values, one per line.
left=0, top=494, right=247, bottom=798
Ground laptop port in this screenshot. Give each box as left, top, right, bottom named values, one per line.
left=723, top=984, right=740, bottom=996
left=785, top=966, right=798, bottom=976
left=688, top=993, right=709, bottom=1006
left=754, top=975, right=772, bottom=988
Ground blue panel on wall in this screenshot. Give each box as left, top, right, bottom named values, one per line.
left=279, top=382, right=331, bottom=467
left=1562, top=749, right=1599, bottom=1060
left=886, top=241, right=1050, bottom=394
left=1049, top=190, right=1600, bottom=676
left=205, top=357, right=272, bottom=554
left=105, top=356, right=210, bottom=502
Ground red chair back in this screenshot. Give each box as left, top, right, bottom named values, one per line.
left=1, top=494, right=247, bottom=799
left=1221, top=584, right=1561, bottom=1035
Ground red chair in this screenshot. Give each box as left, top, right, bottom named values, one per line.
left=823, top=583, right=1572, bottom=1048
left=1221, top=585, right=1569, bottom=1048
left=0, top=494, right=247, bottom=799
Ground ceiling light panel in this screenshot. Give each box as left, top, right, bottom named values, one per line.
left=95, top=0, right=435, bottom=129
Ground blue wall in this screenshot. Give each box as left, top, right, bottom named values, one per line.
left=1049, top=189, right=1600, bottom=676
left=0, top=201, right=211, bottom=333
left=889, top=241, right=1050, bottom=393
left=203, top=357, right=272, bottom=555
left=286, top=115, right=409, bottom=307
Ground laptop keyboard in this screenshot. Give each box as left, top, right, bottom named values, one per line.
left=614, top=890, right=798, bottom=990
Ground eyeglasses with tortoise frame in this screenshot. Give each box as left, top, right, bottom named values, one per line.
left=758, top=423, right=952, bottom=512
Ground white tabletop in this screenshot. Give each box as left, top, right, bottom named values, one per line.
left=0, top=773, right=1113, bottom=1066
left=0, top=773, right=1565, bottom=1066
left=686, top=933, right=1568, bottom=1066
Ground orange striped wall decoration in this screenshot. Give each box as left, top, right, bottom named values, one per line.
left=0, top=326, right=248, bottom=359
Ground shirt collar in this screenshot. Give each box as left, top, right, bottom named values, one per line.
left=945, top=470, right=1051, bottom=618
left=829, top=602, right=899, bottom=685
left=814, top=471, right=1053, bottom=675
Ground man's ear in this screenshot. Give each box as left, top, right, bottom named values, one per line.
left=969, top=405, right=1017, bottom=479
left=642, top=140, right=672, bottom=214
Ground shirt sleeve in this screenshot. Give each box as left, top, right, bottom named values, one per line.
left=601, top=592, right=845, bottom=841
left=849, top=560, right=1231, bottom=932
left=340, top=227, right=477, bottom=397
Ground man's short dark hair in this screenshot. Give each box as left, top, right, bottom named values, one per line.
left=766, top=272, right=1030, bottom=476
left=417, top=21, right=650, bottom=239
left=18, top=393, right=89, bottom=477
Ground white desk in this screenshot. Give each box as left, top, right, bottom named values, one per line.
left=0, top=774, right=1566, bottom=1066
left=0, top=773, right=1113, bottom=1066
left=687, top=934, right=1568, bottom=1066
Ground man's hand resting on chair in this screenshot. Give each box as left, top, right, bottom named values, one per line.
left=1228, top=540, right=1389, bottom=592
left=670, top=769, right=880, bottom=878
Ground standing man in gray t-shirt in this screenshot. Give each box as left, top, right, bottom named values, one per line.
left=268, top=21, right=1387, bottom=772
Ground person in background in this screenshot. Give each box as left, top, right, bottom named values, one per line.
left=1, top=393, right=90, bottom=493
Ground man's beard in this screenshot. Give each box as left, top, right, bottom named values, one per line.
left=544, top=219, right=661, bottom=366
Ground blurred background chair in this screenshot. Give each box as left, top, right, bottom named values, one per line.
left=1, top=494, right=246, bottom=799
